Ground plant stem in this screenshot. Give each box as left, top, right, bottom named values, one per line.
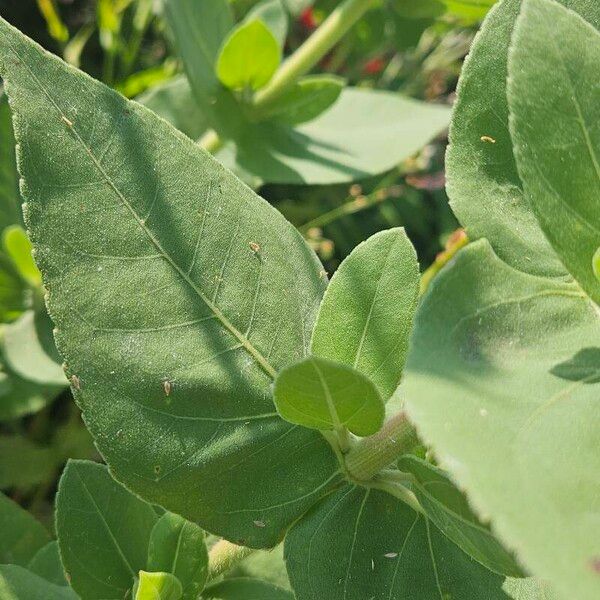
left=253, top=0, right=376, bottom=107
left=344, top=412, right=418, bottom=482
left=419, top=229, right=468, bottom=296
left=199, top=0, right=375, bottom=152
left=207, top=539, right=256, bottom=580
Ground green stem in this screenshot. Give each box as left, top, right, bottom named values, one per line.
left=344, top=412, right=418, bottom=482
left=199, top=0, right=375, bottom=152
left=207, top=540, right=256, bottom=581
left=253, top=0, right=376, bottom=107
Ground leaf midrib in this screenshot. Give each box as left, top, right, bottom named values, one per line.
left=8, top=40, right=277, bottom=381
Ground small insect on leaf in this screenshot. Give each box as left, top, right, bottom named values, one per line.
left=61, top=115, right=73, bottom=127
left=253, top=520, right=266, bottom=528
left=163, top=380, right=172, bottom=396
left=480, top=135, right=496, bottom=144
left=71, top=374, right=81, bottom=390
left=249, top=241, right=261, bottom=254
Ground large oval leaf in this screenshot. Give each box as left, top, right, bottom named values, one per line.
left=508, top=0, right=600, bottom=306
left=285, top=485, right=509, bottom=599
left=446, top=0, right=600, bottom=277
left=0, top=16, right=340, bottom=548
left=402, top=241, right=600, bottom=599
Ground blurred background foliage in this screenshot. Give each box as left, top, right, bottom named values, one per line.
left=0, top=0, right=486, bottom=527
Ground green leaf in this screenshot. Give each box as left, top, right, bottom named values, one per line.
left=593, top=246, right=600, bottom=280
left=3, top=309, right=66, bottom=386
left=446, top=0, right=600, bottom=277
left=0, top=435, right=57, bottom=489
left=0, top=359, right=61, bottom=421
left=56, top=460, right=158, bottom=600
left=135, top=571, right=183, bottom=600
left=0, top=90, right=21, bottom=230
left=285, top=485, right=509, bottom=599
left=258, top=75, right=343, bottom=126
left=0, top=491, right=50, bottom=566
left=507, top=0, right=600, bottom=306
left=398, top=455, right=524, bottom=577
left=203, top=577, right=293, bottom=600
left=0, top=565, right=77, bottom=600
left=311, top=228, right=419, bottom=400
left=229, top=88, right=451, bottom=184
left=0, top=17, right=340, bottom=548
left=0, top=257, right=26, bottom=322
left=147, top=512, right=208, bottom=600
left=216, top=20, right=281, bottom=91
left=246, top=0, right=289, bottom=48
left=503, top=577, right=560, bottom=600
left=27, top=542, right=68, bottom=587
left=227, top=545, right=290, bottom=589
left=3, top=225, right=41, bottom=287
left=136, top=76, right=209, bottom=143
left=440, top=0, right=498, bottom=20
left=402, top=241, right=600, bottom=600
left=163, top=0, right=233, bottom=106
left=273, top=356, right=385, bottom=436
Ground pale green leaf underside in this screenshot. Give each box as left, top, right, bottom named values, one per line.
left=0, top=565, right=77, bottom=600
left=147, top=512, right=208, bottom=600
left=273, top=356, right=384, bottom=436
left=403, top=241, right=600, bottom=600
left=398, top=455, right=523, bottom=577
left=0, top=491, right=50, bottom=566
left=216, top=20, right=281, bottom=91
left=143, top=76, right=450, bottom=185
left=0, top=16, right=340, bottom=547
left=56, top=461, right=158, bottom=600
left=203, top=577, right=293, bottom=599
left=446, top=0, right=600, bottom=278
left=136, top=571, right=183, bottom=600
left=311, top=228, right=419, bottom=400
left=508, top=0, right=600, bottom=306
left=3, top=309, right=66, bottom=386
left=285, top=485, right=509, bottom=599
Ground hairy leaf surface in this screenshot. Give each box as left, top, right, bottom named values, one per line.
left=446, top=0, right=600, bottom=277
left=285, top=485, right=509, bottom=599
left=311, top=228, right=419, bottom=399
left=56, top=461, right=158, bottom=600
left=0, top=17, right=340, bottom=547
left=403, top=241, right=600, bottom=599
left=147, top=512, right=208, bottom=600
left=273, top=356, right=384, bottom=436
left=508, top=0, right=600, bottom=305
left=398, top=455, right=523, bottom=577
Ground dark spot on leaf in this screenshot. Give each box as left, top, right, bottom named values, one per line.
left=551, top=348, right=600, bottom=384
left=154, top=465, right=161, bottom=475
left=590, top=557, right=600, bottom=574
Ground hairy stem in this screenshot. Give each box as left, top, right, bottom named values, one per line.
left=207, top=539, right=256, bottom=580
left=344, top=412, right=418, bottom=482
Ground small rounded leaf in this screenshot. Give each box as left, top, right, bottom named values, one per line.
left=216, top=20, right=281, bottom=91
left=273, top=356, right=384, bottom=436
left=135, top=572, right=183, bottom=600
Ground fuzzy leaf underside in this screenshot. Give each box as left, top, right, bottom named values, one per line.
left=403, top=241, right=600, bottom=600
